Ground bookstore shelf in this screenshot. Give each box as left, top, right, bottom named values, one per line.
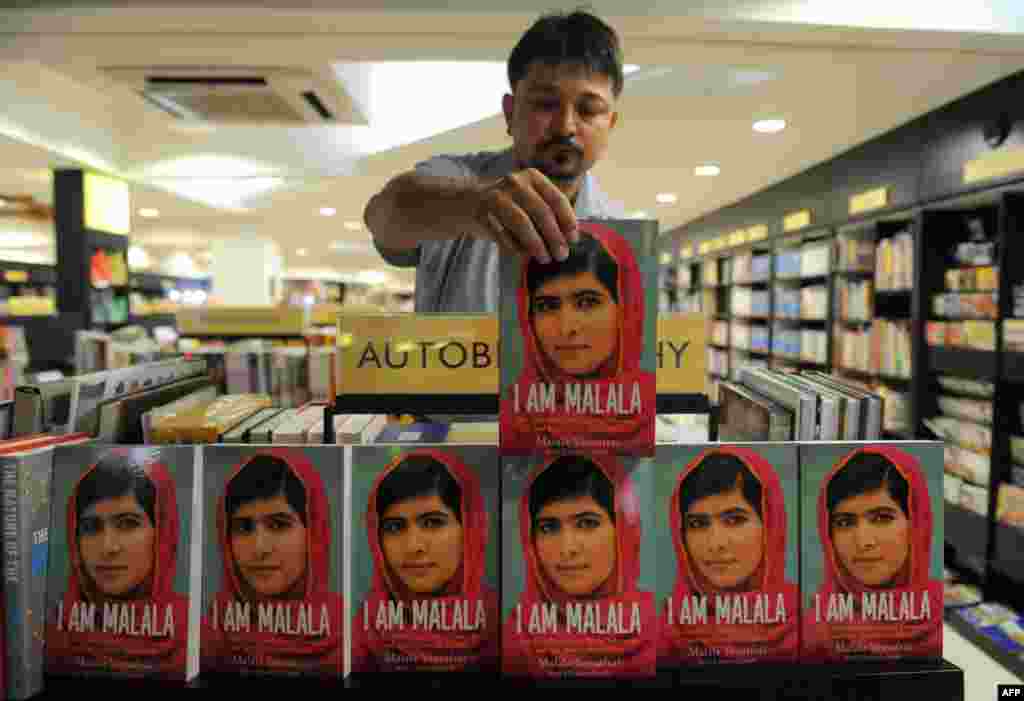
left=944, top=611, right=1024, bottom=683
left=945, top=502, right=990, bottom=578
left=1002, top=353, right=1024, bottom=382
left=929, top=347, right=998, bottom=379
left=991, top=523, right=1024, bottom=586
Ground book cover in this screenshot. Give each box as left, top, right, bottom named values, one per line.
left=374, top=423, right=450, bottom=445
left=45, top=445, right=201, bottom=680
left=1, top=443, right=60, bottom=699
left=655, top=444, right=800, bottom=666
left=499, top=219, right=657, bottom=455
left=201, top=446, right=343, bottom=678
left=501, top=452, right=657, bottom=678
left=799, top=442, right=944, bottom=661
left=349, top=445, right=499, bottom=675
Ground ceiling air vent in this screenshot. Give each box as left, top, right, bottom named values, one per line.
left=101, top=66, right=366, bottom=125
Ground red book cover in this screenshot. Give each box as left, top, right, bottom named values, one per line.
left=349, top=445, right=499, bottom=676
left=501, top=452, right=657, bottom=679
left=800, top=442, right=944, bottom=661
left=499, top=219, right=657, bottom=456
left=45, top=445, right=200, bottom=681
left=656, top=444, right=800, bottom=666
left=201, top=446, right=343, bottom=679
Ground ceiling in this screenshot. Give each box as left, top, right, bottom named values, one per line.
left=3, top=4, right=1024, bottom=291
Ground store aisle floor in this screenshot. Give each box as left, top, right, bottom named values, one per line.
left=944, top=623, right=1023, bottom=700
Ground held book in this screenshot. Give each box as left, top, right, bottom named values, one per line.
left=499, top=219, right=658, bottom=456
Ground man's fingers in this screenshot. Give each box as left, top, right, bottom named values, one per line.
left=529, top=170, right=578, bottom=245
left=507, top=181, right=569, bottom=262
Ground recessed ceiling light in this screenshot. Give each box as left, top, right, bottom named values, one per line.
left=138, top=208, right=160, bottom=218
left=753, top=119, right=787, bottom=134
left=343, top=220, right=362, bottom=231
left=624, top=64, right=640, bottom=74
left=695, top=164, right=721, bottom=177
left=320, top=207, right=337, bottom=217
left=296, top=248, right=308, bottom=256
left=631, top=210, right=650, bottom=219
left=655, top=193, right=677, bottom=205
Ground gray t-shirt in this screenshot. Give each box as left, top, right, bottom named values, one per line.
left=373, top=148, right=622, bottom=314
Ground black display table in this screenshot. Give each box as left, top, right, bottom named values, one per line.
left=41, top=659, right=963, bottom=698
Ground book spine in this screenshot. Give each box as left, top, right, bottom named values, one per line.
left=2, top=454, right=47, bottom=699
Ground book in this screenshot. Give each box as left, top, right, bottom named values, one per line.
left=249, top=408, right=299, bottom=444
left=151, top=394, right=272, bottom=444
left=799, top=442, right=944, bottom=661
left=374, top=423, right=450, bottom=445
left=499, top=219, right=658, bottom=455
left=997, top=483, right=1024, bottom=529
left=45, top=445, right=203, bottom=681
left=140, top=385, right=220, bottom=444
left=656, top=444, right=799, bottom=666
left=446, top=422, right=499, bottom=445
left=220, top=408, right=283, bottom=444
left=0, top=434, right=89, bottom=699
left=271, top=403, right=324, bottom=444
left=96, top=376, right=215, bottom=444
left=349, top=445, right=499, bottom=675
left=201, top=446, right=344, bottom=678
left=501, top=452, right=657, bottom=678
left=12, top=379, right=74, bottom=437
left=717, top=381, right=793, bottom=441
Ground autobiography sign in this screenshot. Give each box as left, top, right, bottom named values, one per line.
left=656, top=315, right=707, bottom=396
left=337, top=314, right=498, bottom=397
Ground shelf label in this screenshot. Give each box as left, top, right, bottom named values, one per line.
left=176, top=306, right=308, bottom=336
left=964, top=145, right=1024, bottom=185
left=3, top=270, right=28, bottom=283
left=83, top=172, right=131, bottom=236
left=783, top=210, right=811, bottom=232
left=849, top=187, right=888, bottom=215
left=337, top=314, right=708, bottom=398
left=748, top=224, right=769, bottom=241
left=656, top=315, right=708, bottom=394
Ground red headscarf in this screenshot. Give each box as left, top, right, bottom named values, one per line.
left=659, top=446, right=799, bottom=664
left=203, top=448, right=343, bottom=677
left=351, top=448, right=499, bottom=673
left=45, top=448, right=190, bottom=679
left=500, top=222, right=656, bottom=455
left=502, top=453, right=657, bottom=678
left=802, top=445, right=943, bottom=661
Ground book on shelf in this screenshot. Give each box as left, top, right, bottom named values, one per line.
left=150, top=394, right=272, bottom=444
left=959, top=482, right=989, bottom=517
left=835, top=234, right=875, bottom=272
left=800, top=241, right=831, bottom=277
left=12, top=378, right=75, bottom=437
left=937, top=395, right=993, bottom=425
left=997, top=483, right=1024, bottom=529
left=218, top=407, right=283, bottom=444
left=932, top=292, right=998, bottom=319
left=0, top=432, right=91, bottom=699
left=875, top=232, right=914, bottom=291
left=945, top=265, right=998, bottom=292
left=924, top=416, right=991, bottom=455
left=943, top=443, right=990, bottom=486
left=927, top=320, right=996, bottom=350
left=96, top=375, right=217, bottom=444
left=46, top=444, right=203, bottom=682
left=717, top=380, right=794, bottom=441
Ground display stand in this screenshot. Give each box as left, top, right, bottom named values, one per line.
left=42, top=660, right=964, bottom=696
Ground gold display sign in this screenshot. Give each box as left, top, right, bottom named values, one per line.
left=336, top=314, right=709, bottom=398
left=698, top=242, right=710, bottom=255
left=3, top=270, right=28, bottom=283
left=964, top=146, right=1024, bottom=185
left=83, top=172, right=130, bottom=236
left=656, top=315, right=707, bottom=394
left=748, top=224, right=769, bottom=241
left=849, top=187, right=889, bottom=216
left=337, top=314, right=498, bottom=396
left=728, top=230, right=744, bottom=247
left=783, top=210, right=811, bottom=232
left=681, top=245, right=693, bottom=259
left=177, top=306, right=307, bottom=336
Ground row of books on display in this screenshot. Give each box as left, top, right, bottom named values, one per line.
left=944, top=569, right=1024, bottom=664
left=0, top=435, right=945, bottom=696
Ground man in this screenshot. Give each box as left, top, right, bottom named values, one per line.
left=365, top=10, right=625, bottom=313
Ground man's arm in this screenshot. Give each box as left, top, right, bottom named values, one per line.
left=365, top=169, right=486, bottom=254
left=365, top=157, right=578, bottom=266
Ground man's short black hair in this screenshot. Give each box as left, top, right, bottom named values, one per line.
left=508, top=9, right=624, bottom=97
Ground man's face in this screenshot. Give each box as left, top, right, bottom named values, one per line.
left=503, top=61, right=618, bottom=198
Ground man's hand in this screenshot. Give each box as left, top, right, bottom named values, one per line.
left=471, top=168, right=579, bottom=263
